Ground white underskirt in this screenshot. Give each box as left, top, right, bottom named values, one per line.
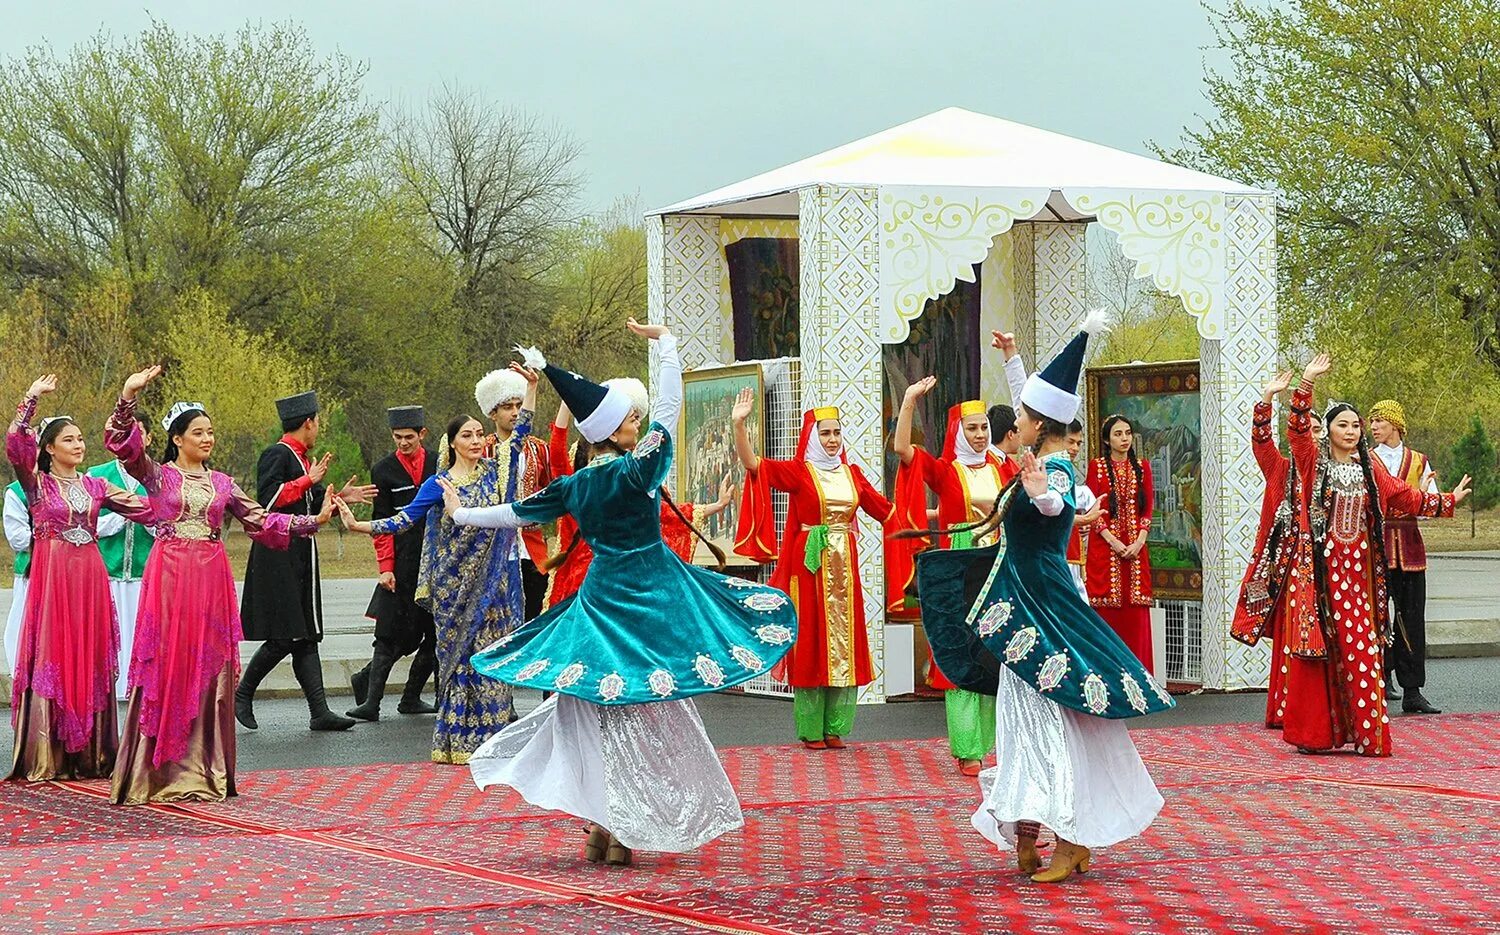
left=469, top=694, right=744, bottom=853
left=1069, top=565, right=1089, bottom=603
left=3, top=576, right=24, bottom=673
left=109, top=579, right=143, bottom=700
left=971, top=665, right=1162, bottom=850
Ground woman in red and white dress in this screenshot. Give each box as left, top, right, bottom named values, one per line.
left=1085, top=416, right=1155, bottom=670
left=1277, top=354, right=1467, bottom=756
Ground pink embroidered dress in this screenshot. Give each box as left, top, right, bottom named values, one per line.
left=105, top=397, right=320, bottom=805
left=6, top=396, right=153, bottom=781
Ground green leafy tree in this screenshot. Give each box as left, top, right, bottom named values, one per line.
left=1162, top=0, right=1500, bottom=454
left=1449, top=415, right=1500, bottom=537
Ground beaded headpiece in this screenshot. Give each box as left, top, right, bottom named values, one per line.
left=162, top=401, right=206, bottom=432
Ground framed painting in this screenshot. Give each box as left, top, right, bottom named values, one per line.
left=1086, top=360, right=1202, bottom=601
left=678, top=363, right=765, bottom=566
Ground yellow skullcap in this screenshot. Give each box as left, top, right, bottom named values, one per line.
left=1369, top=399, right=1406, bottom=435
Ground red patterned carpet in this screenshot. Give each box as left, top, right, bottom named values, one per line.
left=1, top=714, right=1497, bottom=934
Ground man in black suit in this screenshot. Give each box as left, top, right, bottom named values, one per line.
left=348, top=406, right=440, bottom=721
left=236, top=391, right=374, bottom=731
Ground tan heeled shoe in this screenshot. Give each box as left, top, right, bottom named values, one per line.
left=1016, top=834, right=1042, bottom=873
left=583, top=825, right=609, bottom=863
left=605, top=834, right=633, bottom=867
left=1031, top=840, right=1091, bottom=883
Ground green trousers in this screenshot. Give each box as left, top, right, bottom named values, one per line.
left=794, top=687, right=857, bottom=741
left=945, top=688, right=996, bottom=760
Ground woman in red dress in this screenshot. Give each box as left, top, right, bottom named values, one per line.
left=1277, top=354, right=1466, bottom=756
left=1085, top=415, right=1155, bottom=669
left=733, top=394, right=897, bottom=749
left=543, top=393, right=733, bottom=607
left=890, top=376, right=1016, bottom=775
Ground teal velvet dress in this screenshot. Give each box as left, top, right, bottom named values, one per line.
left=471, top=422, right=797, bottom=705
left=919, top=454, right=1173, bottom=719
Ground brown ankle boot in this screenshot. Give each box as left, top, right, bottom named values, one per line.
left=1016, top=833, right=1042, bottom=873
left=1031, top=839, right=1091, bottom=883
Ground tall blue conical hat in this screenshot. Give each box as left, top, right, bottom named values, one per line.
left=513, top=346, right=632, bottom=443
left=1019, top=308, right=1113, bottom=423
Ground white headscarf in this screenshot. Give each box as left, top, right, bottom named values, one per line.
left=804, top=416, right=844, bottom=471
left=952, top=417, right=989, bottom=468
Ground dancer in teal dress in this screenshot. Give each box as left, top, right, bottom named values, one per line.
left=917, top=310, right=1171, bottom=884
left=338, top=403, right=533, bottom=764
left=442, top=319, right=797, bottom=867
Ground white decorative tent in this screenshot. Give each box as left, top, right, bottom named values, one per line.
left=647, top=107, right=1277, bottom=698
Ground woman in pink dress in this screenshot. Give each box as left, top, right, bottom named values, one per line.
left=105, top=365, right=333, bottom=804
left=6, top=374, right=154, bottom=781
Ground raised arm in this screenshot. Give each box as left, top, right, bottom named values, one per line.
left=731, top=388, right=760, bottom=475
left=108, top=366, right=167, bottom=493
left=894, top=376, right=935, bottom=465
left=1253, top=370, right=1293, bottom=478
left=991, top=331, right=1027, bottom=405
left=5, top=377, right=51, bottom=499
left=1288, top=354, right=1328, bottom=480
left=549, top=407, right=575, bottom=478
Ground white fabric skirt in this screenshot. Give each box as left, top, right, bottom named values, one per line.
left=469, top=694, right=744, bottom=853
left=4, top=575, right=26, bottom=674
left=109, top=579, right=143, bottom=699
left=1068, top=565, right=1089, bottom=603
left=971, top=665, right=1162, bottom=850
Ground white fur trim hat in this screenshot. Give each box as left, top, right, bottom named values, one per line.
left=474, top=369, right=528, bottom=417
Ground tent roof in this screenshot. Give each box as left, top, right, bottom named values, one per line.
left=652, top=107, right=1266, bottom=216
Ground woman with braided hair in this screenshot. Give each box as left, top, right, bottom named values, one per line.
left=1276, top=354, right=1468, bottom=756
left=1085, top=415, right=1155, bottom=670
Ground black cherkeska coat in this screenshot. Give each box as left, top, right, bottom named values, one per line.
left=240, top=441, right=326, bottom=642
left=364, top=448, right=438, bottom=654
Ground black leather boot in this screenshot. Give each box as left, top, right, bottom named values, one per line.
left=398, top=646, right=438, bottom=715
left=235, top=642, right=290, bottom=730
left=1402, top=689, right=1441, bottom=714
left=346, top=650, right=394, bottom=722
left=290, top=642, right=356, bottom=731
left=351, top=662, right=371, bottom=706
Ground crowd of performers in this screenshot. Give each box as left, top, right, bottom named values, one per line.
left=0, top=308, right=1471, bottom=881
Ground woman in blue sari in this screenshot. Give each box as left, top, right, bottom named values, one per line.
left=340, top=402, right=532, bottom=764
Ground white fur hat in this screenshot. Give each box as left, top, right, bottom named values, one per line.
left=602, top=377, right=648, bottom=418
left=474, top=368, right=528, bottom=417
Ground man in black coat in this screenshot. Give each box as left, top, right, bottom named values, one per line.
left=235, top=391, right=375, bottom=731
left=347, top=406, right=439, bottom=721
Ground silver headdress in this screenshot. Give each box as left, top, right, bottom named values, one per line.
left=162, top=401, right=206, bottom=432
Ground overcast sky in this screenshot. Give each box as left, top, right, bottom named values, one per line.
left=4, top=1, right=1234, bottom=213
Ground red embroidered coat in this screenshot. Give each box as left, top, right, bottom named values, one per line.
left=1085, top=456, right=1154, bottom=608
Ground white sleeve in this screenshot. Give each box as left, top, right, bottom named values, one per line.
left=1074, top=485, right=1097, bottom=512
left=1033, top=488, right=1065, bottom=517
left=451, top=504, right=525, bottom=529
left=651, top=333, right=682, bottom=433
left=96, top=510, right=127, bottom=538
left=3, top=488, right=30, bottom=553
left=1004, top=354, right=1028, bottom=407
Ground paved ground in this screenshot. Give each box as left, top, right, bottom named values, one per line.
left=3, top=656, right=1492, bottom=771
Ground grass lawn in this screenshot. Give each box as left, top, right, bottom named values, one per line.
left=1420, top=507, right=1500, bottom=554
left=1, top=528, right=381, bottom=588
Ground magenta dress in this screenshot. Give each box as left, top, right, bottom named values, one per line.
left=104, top=397, right=320, bottom=804
left=5, top=396, right=154, bottom=781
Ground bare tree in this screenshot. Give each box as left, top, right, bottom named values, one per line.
left=388, top=87, right=582, bottom=327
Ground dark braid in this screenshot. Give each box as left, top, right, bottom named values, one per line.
left=1104, top=452, right=1120, bottom=518
left=1127, top=445, right=1146, bottom=513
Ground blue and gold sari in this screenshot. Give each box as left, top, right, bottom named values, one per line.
left=371, top=414, right=530, bottom=763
